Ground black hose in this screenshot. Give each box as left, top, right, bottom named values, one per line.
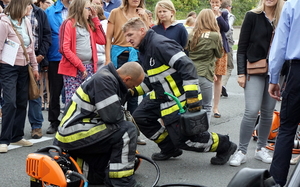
left=136, top=154, right=160, bottom=187
left=136, top=154, right=207, bottom=187
left=66, top=170, right=88, bottom=183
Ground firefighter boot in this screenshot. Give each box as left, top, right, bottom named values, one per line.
left=210, top=134, right=237, bottom=165
left=152, top=148, right=183, bottom=161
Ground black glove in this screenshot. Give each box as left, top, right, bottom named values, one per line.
left=186, top=97, right=202, bottom=112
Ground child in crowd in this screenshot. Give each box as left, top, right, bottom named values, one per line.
left=187, top=9, right=223, bottom=124
left=152, top=0, right=188, bottom=49
left=58, top=0, right=106, bottom=105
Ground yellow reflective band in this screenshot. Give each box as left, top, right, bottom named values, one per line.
left=82, top=118, right=91, bottom=123
left=76, top=158, right=83, bottom=170
left=147, top=65, right=170, bottom=76
left=154, top=130, right=169, bottom=144
left=109, top=169, right=134, bottom=178
left=76, top=86, right=90, bottom=103
left=210, top=132, right=219, bottom=152
left=55, top=124, right=107, bottom=143
left=60, top=101, right=77, bottom=126
left=183, top=85, right=198, bottom=92
left=135, top=85, right=145, bottom=96
left=161, top=101, right=186, bottom=117
left=165, top=75, right=180, bottom=97
left=198, top=93, right=202, bottom=101
left=149, top=91, right=156, bottom=99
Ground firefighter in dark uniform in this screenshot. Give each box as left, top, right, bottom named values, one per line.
left=53, top=62, right=145, bottom=187
left=123, top=17, right=237, bottom=165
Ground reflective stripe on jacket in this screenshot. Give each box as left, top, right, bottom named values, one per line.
left=134, top=29, right=202, bottom=125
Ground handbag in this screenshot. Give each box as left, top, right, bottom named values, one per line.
left=246, top=28, right=275, bottom=75
left=10, top=21, right=40, bottom=100
left=28, top=65, right=40, bottom=100
left=247, top=59, right=268, bottom=75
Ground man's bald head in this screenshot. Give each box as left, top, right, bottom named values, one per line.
left=117, top=62, right=145, bottom=89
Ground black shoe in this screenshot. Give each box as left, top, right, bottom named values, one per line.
left=46, top=124, right=58, bottom=134
left=221, top=86, right=228, bottom=97
left=151, top=149, right=183, bottom=161
left=211, top=142, right=237, bottom=165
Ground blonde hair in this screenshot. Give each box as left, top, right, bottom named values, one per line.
left=68, top=0, right=95, bottom=31
left=154, top=0, right=176, bottom=25
left=120, top=0, right=145, bottom=12
left=189, top=9, right=220, bottom=51
left=251, top=0, right=284, bottom=27
left=122, top=17, right=148, bottom=33
left=4, top=0, right=32, bottom=20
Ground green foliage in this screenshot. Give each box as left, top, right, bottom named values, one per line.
left=145, top=0, right=260, bottom=26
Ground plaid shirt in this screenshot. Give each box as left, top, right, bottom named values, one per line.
left=28, top=9, right=39, bottom=51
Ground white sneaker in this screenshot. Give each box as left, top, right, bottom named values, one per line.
left=10, top=139, right=33, bottom=147
left=0, top=144, right=8, bottom=153
left=229, top=150, right=246, bottom=166
left=255, top=147, right=272, bottom=163
left=290, top=155, right=300, bottom=165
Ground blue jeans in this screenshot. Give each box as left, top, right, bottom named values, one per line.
left=28, top=97, right=44, bottom=129
left=0, top=64, right=28, bottom=144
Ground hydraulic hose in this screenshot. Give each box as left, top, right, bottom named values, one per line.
left=66, top=170, right=89, bottom=187
left=136, top=154, right=207, bottom=187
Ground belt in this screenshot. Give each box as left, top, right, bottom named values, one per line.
left=289, top=59, right=300, bottom=63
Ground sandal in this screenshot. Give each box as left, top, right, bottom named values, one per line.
left=214, top=113, right=221, bottom=118
left=41, top=102, right=45, bottom=110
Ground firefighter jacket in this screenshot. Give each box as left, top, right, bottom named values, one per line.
left=54, top=63, right=128, bottom=150
left=133, top=29, right=202, bottom=125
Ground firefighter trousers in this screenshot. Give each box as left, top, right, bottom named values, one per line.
left=133, top=96, right=223, bottom=154
left=68, top=120, right=138, bottom=187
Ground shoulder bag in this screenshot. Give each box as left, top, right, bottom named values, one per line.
left=10, top=21, right=40, bottom=100
left=247, top=29, right=275, bottom=75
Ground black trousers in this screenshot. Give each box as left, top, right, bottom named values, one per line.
left=133, top=95, right=214, bottom=154
left=48, top=61, right=63, bottom=126
left=0, top=64, right=28, bottom=144
left=68, top=121, right=138, bottom=187
left=270, top=62, right=300, bottom=186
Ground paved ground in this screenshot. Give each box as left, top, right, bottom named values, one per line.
left=0, top=27, right=298, bottom=187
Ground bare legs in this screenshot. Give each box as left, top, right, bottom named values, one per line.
left=213, top=75, right=222, bottom=116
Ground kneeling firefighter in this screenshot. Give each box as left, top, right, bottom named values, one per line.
left=53, top=62, right=145, bottom=187
left=123, top=17, right=237, bottom=165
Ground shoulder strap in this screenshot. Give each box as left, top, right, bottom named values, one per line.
left=9, top=20, right=29, bottom=62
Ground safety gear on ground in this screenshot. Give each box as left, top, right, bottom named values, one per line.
left=186, top=97, right=202, bottom=112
